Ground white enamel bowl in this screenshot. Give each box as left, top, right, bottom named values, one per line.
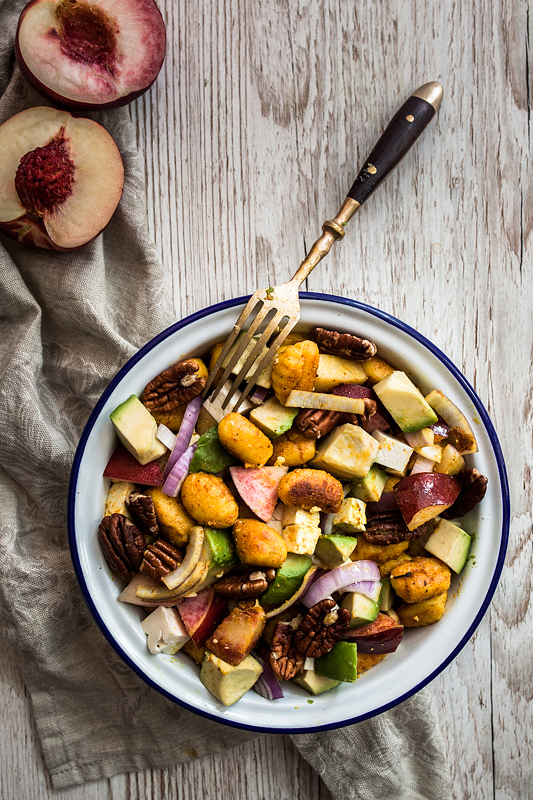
left=68, top=294, right=509, bottom=732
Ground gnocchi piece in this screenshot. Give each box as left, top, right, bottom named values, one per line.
left=379, top=553, right=413, bottom=578
left=267, top=429, right=316, bottom=467
left=146, top=487, right=195, bottom=546
left=390, top=556, right=451, bottom=603
left=232, top=519, right=287, bottom=568
left=180, top=473, right=239, bottom=528
left=271, top=340, right=319, bottom=404
left=218, top=413, right=273, bottom=468
left=277, top=468, right=343, bottom=514
left=357, top=652, right=387, bottom=674
left=150, top=406, right=186, bottom=432
left=350, top=538, right=410, bottom=564
left=397, top=591, right=448, bottom=627
left=361, top=355, right=395, bottom=386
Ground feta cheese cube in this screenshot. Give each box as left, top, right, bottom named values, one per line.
left=372, top=431, right=413, bottom=475
left=281, top=506, right=321, bottom=527
left=332, top=497, right=366, bottom=533
left=141, top=606, right=190, bottom=655
left=310, top=423, right=380, bottom=480
left=282, top=521, right=322, bottom=555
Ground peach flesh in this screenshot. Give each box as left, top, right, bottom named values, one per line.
left=0, top=106, right=124, bottom=251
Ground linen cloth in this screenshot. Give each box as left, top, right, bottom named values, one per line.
left=0, top=2, right=451, bottom=795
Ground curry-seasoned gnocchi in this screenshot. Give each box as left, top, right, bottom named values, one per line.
left=218, top=413, right=273, bottom=468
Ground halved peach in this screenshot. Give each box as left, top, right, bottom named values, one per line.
left=0, top=106, right=124, bottom=250
left=15, top=0, right=166, bottom=110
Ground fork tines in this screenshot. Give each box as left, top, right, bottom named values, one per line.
left=202, top=292, right=296, bottom=413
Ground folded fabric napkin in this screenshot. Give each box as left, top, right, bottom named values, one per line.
left=0, top=3, right=451, bottom=796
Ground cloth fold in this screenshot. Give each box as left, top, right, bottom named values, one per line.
left=0, top=2, right=451, bottom=795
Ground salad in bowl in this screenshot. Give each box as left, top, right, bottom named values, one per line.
left=68, top=295, right=508, bottom=730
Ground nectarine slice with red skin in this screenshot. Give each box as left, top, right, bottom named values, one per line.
left=15, top=0, right=166, bottom=110
left=393, top=472, right=461, bottom=531
left=344, top=612, right=404, bottom=653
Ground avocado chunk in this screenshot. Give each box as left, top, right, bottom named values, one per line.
left=314, top=534, right=357, bottom=568
left=260, top=553, right=313, bottom=607
left=110, top=395, right=167, bottom=466
left=379, top=577, right=395, bottom=611
left=292, top=669, right=340, bottom=695
left=204, top=527, right=238, bottom=569
left=373, top=371, right=438, bottom=433
left=249, top=396, right=298, bottom=438
left=315, top=641, right=358, bottom=683
left=189, top=426, right=237, bottom=473
left=340, top=591, right=380, bottom=628
left=424, top=517, right=472, bottom=573
left=351, top=463, right=388, bottom=503
left=200, top=652, right=263, bottom=705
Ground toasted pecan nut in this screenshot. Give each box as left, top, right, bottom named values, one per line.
left=363, top=510, right=429, bottom=545
left=214, top=568, right=276, bottom=599
left=141, top=358, right=207, bottom=412
left=292, top=598, right=350, bottom=658
left=269, top=618, right=305, bottom=681
left=277, top=468, right=343, bottom=513
left=309, top=327, right=377, bottom=361
left=140, top=538, right=183, bottom=580
left=98, top=513, right=146, bottom=582
left=441, top=468, right=488, bottom=519
left=294, top=408, right=346, bottom=440
left=129, top=492, right=159, bottom=536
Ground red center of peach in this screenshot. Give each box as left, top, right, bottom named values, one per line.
left=15, top=127, right=75, bottom=215
left=54, top=0, right=117, bottom=69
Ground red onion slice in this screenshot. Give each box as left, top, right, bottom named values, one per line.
left=163, top=395, right=203, bottom=479
left=342, top=580, right=382, bottom=603
left=162, top=443, right=198, bottom=497
left=252, top=653, right=284, bottom=700
left=301, top=560, right=380, bottom=608
left=320, top=512, right=335, bottom=534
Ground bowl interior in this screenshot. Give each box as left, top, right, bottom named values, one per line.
left=68, top=294, right=508, bottom=732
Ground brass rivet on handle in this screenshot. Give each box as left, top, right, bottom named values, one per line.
left=366, top=164, right=377, bottom=174
left=406, top=114, right=415, bottom=122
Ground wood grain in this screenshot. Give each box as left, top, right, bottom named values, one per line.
left=1, top=0, right=532, bottom=797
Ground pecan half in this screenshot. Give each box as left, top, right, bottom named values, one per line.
left=309, top=327, right=377, bottom=360
left=141, top=359, right=206, bottom=412
left=98, top=514, right=146, bottom=582
left=129, top=492, right=159, bottom=536
left=140, top=538, right=183, bottom=580
left=294, top=408, right=346, bottom=440
left=269, top=618, right=304, bottom=680
left=441, top=468, right=488, bottom=519
left=214, top=568, right=276, bottom=599
left=292, top=598, right=350, bottom=658
left=364, top=510, right=429, bottom=544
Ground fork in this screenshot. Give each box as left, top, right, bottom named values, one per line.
left=203, top=81, right=443, bottom=412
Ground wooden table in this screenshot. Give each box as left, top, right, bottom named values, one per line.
left=2, top=0, right=531, bottom=797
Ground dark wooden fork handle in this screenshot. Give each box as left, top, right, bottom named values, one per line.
left=347, top=83, right=442, bottom=206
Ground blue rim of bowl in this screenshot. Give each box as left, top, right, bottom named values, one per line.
left=68, top=292, right=510, bottom=733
